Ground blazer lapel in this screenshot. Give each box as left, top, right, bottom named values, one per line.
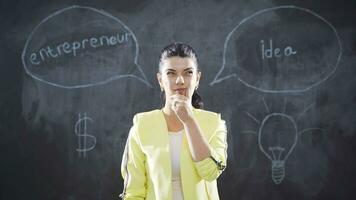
left=155, top=109, right=173, bottom=198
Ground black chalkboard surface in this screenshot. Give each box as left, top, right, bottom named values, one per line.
left=1, top=0, right=356, bottom=199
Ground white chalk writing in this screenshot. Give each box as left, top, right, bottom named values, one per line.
left=30, top=33, right=132, bottom=65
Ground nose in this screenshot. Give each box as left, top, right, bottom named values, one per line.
left=176, top=75, right=185, bottom=85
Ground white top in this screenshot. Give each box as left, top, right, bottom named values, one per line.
left=168, top=130, right=184, bottom=200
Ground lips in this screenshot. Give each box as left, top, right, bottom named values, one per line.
left=175, top=88, right=186, bottom=95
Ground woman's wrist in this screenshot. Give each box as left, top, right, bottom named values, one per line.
left=183, top=117, right=195, bottom=127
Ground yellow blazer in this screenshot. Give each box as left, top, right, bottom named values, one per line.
left=119, top=108, right=228, bottom=200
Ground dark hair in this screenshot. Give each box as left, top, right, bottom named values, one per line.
left=159, top=42, right=203, bottom=109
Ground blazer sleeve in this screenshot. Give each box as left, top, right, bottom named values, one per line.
left=194, top=114, right=228, bottom=182
left=119, top=114, right=147, bottom=200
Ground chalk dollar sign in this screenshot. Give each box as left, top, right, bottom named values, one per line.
left=75, top=113, right=97, bottom=158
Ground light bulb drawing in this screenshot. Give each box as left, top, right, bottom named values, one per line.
left=244, top=97, right=324, bottom=184
left=258, top=113, right=298, bottom=184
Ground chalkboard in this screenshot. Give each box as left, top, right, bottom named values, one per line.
left=1, top=0, right=356, bottom=199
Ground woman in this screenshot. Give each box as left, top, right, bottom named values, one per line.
left=119, top=42, right=228, bottom=200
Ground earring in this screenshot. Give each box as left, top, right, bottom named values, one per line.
left=160, top=87, right=164, bottom=92
left=195, top=85, right=199, bottom=91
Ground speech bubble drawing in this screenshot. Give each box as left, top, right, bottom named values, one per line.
left=22, top=5, right=152, bottom=89
left=210, top=5, right=342, bottom=93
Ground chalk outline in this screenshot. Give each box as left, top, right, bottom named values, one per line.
left=258, top=113, right=298, bottom=185
left=243, top=97, right=326, bottom=184
left=258, top=113, right=298, bottom=162
left=210, top=5, right=342, bottom=93
left=75, top=112, right=97, bottom=158
left=22, top=5, right=152, bottom=89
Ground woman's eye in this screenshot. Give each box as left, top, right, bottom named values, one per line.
left=186, top=71, right=193, bottom=75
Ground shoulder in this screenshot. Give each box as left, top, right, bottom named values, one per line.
left=132, top=108, right=222, bottom=122
left=194, top=109, right=226, bottom=140
left=131, top=109, right=163, bottom=133
left=193, top=109, right=224, bottom=128
left=193, top=108, right=222, bottom=120
left=132, top=109, right=161, bottom=123
left=131, top=108, right=224, bottom=128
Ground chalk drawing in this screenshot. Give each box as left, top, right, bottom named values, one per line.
left=75, top=112, right=96, bottom=158
left=210, top=5, right=342, bottom=93
left=244, top=98, right=324, bottom=184
left=22, top=5, right=152, bottom=89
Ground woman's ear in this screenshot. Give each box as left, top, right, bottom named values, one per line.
left=157, top=72, right=163, bottom=88
left=196, top=70, right=201, bottom=85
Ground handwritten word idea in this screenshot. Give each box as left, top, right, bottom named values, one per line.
left=260, top=39, right=297, bottom=60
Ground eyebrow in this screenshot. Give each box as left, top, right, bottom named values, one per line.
left=165, top=68, right=194, bottom=72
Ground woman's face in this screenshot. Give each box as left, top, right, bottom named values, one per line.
left=157, top=56, right=201, bottom=106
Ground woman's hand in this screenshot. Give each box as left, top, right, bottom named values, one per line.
left=170, top=93, right=194, bottom=124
